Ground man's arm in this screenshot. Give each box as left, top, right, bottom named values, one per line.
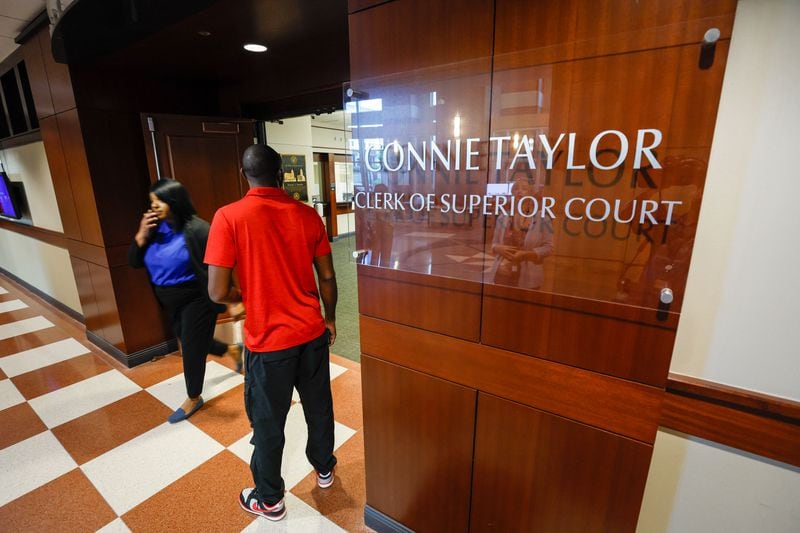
left=313, top=253, right=337, bottom=345
left=208, top=265, right=242, bottom=304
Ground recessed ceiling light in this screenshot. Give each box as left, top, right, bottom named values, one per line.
left=243, top=43, right=268, bottom=53
left=197, top=30, right=211, bottom=37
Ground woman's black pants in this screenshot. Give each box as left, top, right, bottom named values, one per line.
left=155, top=283, right=227, bottom=398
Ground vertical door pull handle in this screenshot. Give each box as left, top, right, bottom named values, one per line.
left=699, top=28, right=721, bottom=70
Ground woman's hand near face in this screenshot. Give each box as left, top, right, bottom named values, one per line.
left=135, top=210, right=159, bottom=247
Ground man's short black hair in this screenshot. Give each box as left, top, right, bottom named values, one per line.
left=243, top=144, right=282, bottom=186
left=150, top=179, right=196, bottom=231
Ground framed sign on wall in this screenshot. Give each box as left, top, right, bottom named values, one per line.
left=282, top=153, right=308, bottom=201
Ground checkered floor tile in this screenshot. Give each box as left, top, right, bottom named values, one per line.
left=0, top=276, right=370, bottom=532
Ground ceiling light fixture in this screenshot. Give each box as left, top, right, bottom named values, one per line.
left=243, top=43, right=268, bottom=53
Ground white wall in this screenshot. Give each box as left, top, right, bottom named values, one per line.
left=0, top=229, right=82, bottom=313
left=640, top=1, right=800, bottom=530
left=639, top=430, right=800, bottom=533
left=1, top=142, right=63, bottom=232
left=0, top=141, right=80, bottom=312
left=266, top=113, right=353, bottom=235
left=266, top=116, right=318, bottom=205
left=670, top=0, right=800, bottom=401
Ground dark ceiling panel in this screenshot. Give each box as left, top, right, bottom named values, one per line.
left=51, top=0, right=350, bottom=111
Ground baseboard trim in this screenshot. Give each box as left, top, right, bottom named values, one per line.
left=86, top=331, right=178, bottom=368
left=364, top=505, right=415, bottom=533
left=0, top=265, right=84, bottom=323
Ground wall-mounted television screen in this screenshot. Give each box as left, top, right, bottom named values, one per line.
left=0, top=172, right=22, bottom=219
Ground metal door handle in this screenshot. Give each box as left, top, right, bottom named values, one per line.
left=660, top=288, right=674, bottom=305
left=699, top=27, right=721, bottom=69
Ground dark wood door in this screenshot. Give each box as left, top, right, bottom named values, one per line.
left=141, top=113, right=254, bottom=222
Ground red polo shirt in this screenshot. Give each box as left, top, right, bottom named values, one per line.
left=204, top=187, right=331, bottom=352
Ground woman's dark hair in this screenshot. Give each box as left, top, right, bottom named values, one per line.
left=150, top=179, right=196, bottom=231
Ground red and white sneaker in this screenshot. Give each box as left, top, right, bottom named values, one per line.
left=317, top=469, right=335, bottom=488
left=238, top=488, right=286, bottom=521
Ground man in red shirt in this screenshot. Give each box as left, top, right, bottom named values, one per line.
left=205, top=144, right=338, bottom=522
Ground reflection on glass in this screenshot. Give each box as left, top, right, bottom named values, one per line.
left=489, top=178, right=553, bottom=289
left=346, top=18, right=716, bottom=313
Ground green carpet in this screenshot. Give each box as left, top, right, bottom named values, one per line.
left=330, top=234, right=360, bottom=362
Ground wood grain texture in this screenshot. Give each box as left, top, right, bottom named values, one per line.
left=78, top=108, right=153, bottom=248
left=661, top=391, right=800, bottom=468
left=86, top=263, right=124, bottom=351
left=358, top=264, right=482, bottom=341
left=349, top=0, right=493, bottom=81
left=360, top=316, right=662, bottom=443
left=140, top=113, right=253, bottom=211
left=39, top=115, right=81, bottom=239
left=494, top=0, right=737, bottom=70
left=110, top=265, right=172, bottom=354
left=362, top=355, right=476, bottom=533
left=56, top=108, right=103, bottom=246
left=348, top=0, right=394, bottom=13
left=471, top=393, right=652, bottom=533
left=482, top=285, right=676, bottom=387
left=662, top=374, right=800, bottom=468
left=70, top=257, right=99, bottom=332
left=667, top=373, right=800, bottom=423
left=38, top=30, right=76, bottom=114
left=21, top=29, right=54, bottom=119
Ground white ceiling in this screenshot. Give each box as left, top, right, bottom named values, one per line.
left=0, top=0, right=46, bottom=64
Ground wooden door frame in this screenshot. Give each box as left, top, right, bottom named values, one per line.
left=141, top=113, right=254, bottom=198
left=314, top=152, right=337, bottom=240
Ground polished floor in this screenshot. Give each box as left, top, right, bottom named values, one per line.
left=0, top=275, right=369, bottom=532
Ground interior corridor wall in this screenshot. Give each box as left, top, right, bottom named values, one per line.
left=0, top=142, right=82, bottom=313
left=265, top=115, right=355, bottom=233
left=639, top=1, right=800, bottom=530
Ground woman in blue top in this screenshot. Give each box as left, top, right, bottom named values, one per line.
left=129, top=179, right=242, bottom=423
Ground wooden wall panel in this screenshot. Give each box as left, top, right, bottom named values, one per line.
left=361, top=316, right=662, bottom=443
left=362, top=356, right=476, bottom=533
left=481, top=287, right=676, bottom=387
left=38, top=30, right=76, bottom=114
left=668, top=41, right=731, bottom=149
left=39, top=115, right=81, bottom=239
left=79, top=108, right=152, bottom=247
left=471, top=393, right=652, bottom=533
left=571, top=0, right=737, bottom=59
left=56, top=109, right=103, bottom=246
left=111, top=265, right=172, bottom=354
left=358, top=265, right=482, bottom=341
left=348, top=0, right=393, bottom=14
left=353, top=0, right=739, bottom=530
left=494, top=0, right=736, bottom=69
left=21, top=32, right=54, bottom=119
left=70, top=257, right=99, bottom=332
left=349, top=0, right=493, bottom=81
left=87, top=263, right=124, bottom=351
